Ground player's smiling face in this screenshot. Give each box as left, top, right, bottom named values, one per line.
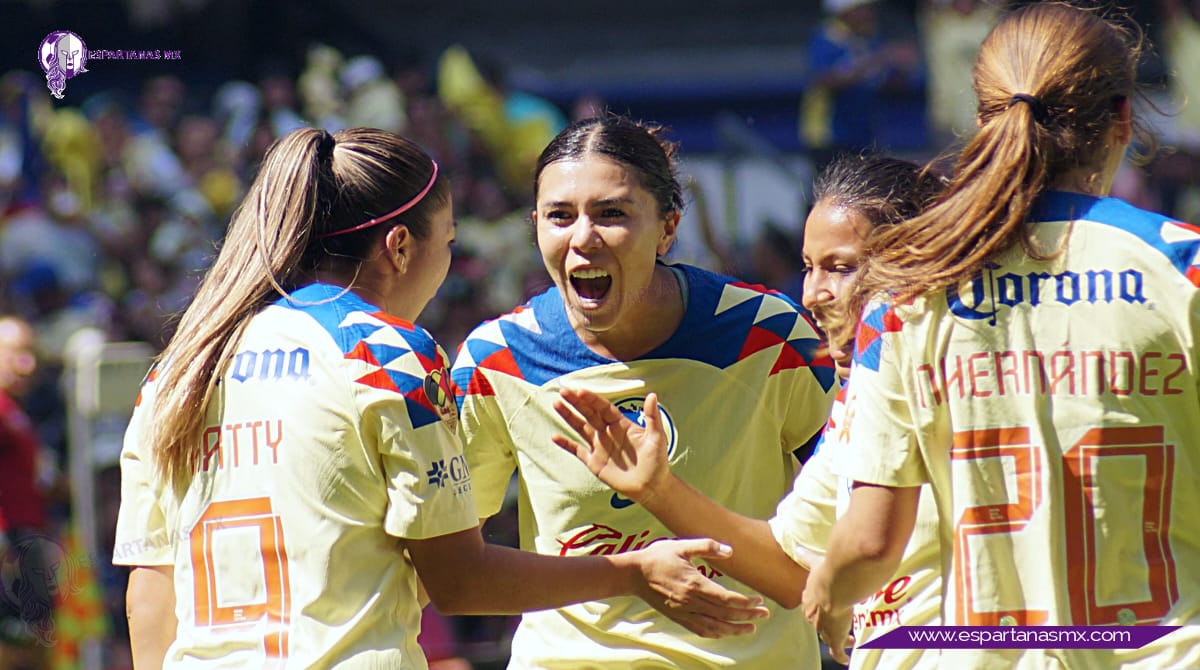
left=802, top=198, right=873, bottom=379
left=535, top=155, right=678, bottom=346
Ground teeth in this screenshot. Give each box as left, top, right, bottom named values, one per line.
left=570, top=268, right=610, bottom=279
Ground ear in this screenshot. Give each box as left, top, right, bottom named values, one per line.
left=657, top=211, right=681, bottom=256
left=385, top=224, right=411, bottom=273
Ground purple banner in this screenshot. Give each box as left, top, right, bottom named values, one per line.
left=859, top=626, right=1180, bottom=650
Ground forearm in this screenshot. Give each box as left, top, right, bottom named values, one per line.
left=431, top=540, right=638, bottom=615
left=809, top=521, right=901, bottom=613
left=411, top=528, right=639, bottom=615
left=127, top=566, right=177, bottom=670
left=805, top=484, right=918, bottom=614
left=641, top=474, right=808, bottom=608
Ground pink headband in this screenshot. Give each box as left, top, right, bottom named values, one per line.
left=319, top=160, right=439, bottom=239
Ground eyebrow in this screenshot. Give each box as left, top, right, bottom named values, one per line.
left=538, top=197, right=637, bottom=208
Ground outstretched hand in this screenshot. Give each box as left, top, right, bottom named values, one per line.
left=634, top=538, right=769, bottom=638
left=552, top=389, right=671, bottom=503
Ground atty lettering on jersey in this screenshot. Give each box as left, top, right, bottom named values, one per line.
left=201, top=419, right=284, bottom=471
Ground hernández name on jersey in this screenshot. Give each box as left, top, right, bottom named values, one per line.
left=855, top=193, right=1200, bottom=408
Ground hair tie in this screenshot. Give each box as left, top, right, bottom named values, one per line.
left=1008, top=93, right=1048, bottom=125
left=319, top=160, right=439, bottom=239
left=317, top=130, right=336, bottom=162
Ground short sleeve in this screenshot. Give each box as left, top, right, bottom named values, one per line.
left=370, top=341, right=478, bottom=540
left=453, top=381, right=516, bottom=516
left=113, top=383, right=173, bottom=566
left=769, top=446, right=838, bottom=567
left=451, top=363, right=518, bottom=520
left=831, top=301, right=929, bottom=488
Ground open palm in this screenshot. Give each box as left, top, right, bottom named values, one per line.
left=552, top=389, right=671, bottom=502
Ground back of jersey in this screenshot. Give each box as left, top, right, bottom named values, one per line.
left=115, top=284, right=475, bottom=669
left=853, top=192, right=1200, bottom=668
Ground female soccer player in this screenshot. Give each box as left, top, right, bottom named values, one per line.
left=450, top=114, right=838, bottom=668
left=554, top=154, right=947, bottom=668
left=112, top=127, right=767, bottom=669
left=803, top=4, right=1200, bottom=668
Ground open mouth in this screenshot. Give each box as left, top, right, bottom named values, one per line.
left=570, top=268, right=612, bottom=302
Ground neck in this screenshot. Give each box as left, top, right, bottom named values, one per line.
left=577, top=264, right=685, bottom=361
left=1049, top=168, right=1112, bottom=197
left=314, top=267, right=393, bottom=314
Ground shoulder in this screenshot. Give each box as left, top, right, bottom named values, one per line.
left=272, top=283, right=446, bottom=361
left=451, top=288, right=571, bottom=399
left=1035, top=192, right=1200, bottom=284
left=664, top=265, right=835, bottom=388
left=684, top=264, right=817, bottom=340
left=852, top=299, right=906, bottom=373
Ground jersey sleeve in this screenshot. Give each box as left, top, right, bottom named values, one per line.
left=451, top=355, right=518, bottom=520
left=769, top=444, right=837, bottom=567
left=113, top=374, right=173, bottom=567
left=365, top=333, right=477, bottom=540
left=831, top=301, right=929, bottom=487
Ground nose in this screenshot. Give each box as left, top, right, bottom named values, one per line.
left=569, top=215, right=603, bottom=252
left=802, top=268, right=835, bottom=312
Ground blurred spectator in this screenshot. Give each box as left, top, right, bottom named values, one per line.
left=0, top=173, right=101, bottom=298
left=0, top=315, right=54, bottom=669
left=211, top=80, right=261, bottom=165
left=920, top=0, right=1002, bottom=145
left=438, top=45, right=567, bottom=194
left=750, top=222, right=806, bottom=303
left=342, top=54, right=407, bottom=133
left=173, top=114, right=242, bottom=219
left=258, top=62, right=306, bottom=139
left=800, top=0, right=926, bottom=168
left=1155, top=0, right=1200, bottom=222
left=299, top=43, right=346, bottom=131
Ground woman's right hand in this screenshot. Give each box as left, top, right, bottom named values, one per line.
left=626, top=538, right=770, bottom=638
left=552, top=389, right=671, bottom=504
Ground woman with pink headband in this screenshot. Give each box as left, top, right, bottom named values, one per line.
left=112, top=127, right=766, bottom=669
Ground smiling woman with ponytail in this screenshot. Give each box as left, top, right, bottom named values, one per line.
left=113, top=127, right=767, bottom=669
left=804, top=4, right=1200, bottom=669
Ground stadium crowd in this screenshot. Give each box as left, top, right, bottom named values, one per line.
left=1, top=0, right=1199, bottom=668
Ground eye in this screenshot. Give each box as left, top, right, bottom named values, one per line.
left=832, top=265, right=858, bottom=275
left=543, top=209, right=574, bottom=224
left=599, top=207, right=626, bottom=219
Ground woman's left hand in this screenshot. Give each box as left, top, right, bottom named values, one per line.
left=552, top=389, right=671, bottom=504
left=630, top=538, right=770, bottom=638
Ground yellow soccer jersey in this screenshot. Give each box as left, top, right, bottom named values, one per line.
left=835, top=192, right=1200, bottom=669
left=771, top=385, right=942, bottom=670
left=452, top=263, right=837, bottom=668
left=113, top=283, right=477, bottom=669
